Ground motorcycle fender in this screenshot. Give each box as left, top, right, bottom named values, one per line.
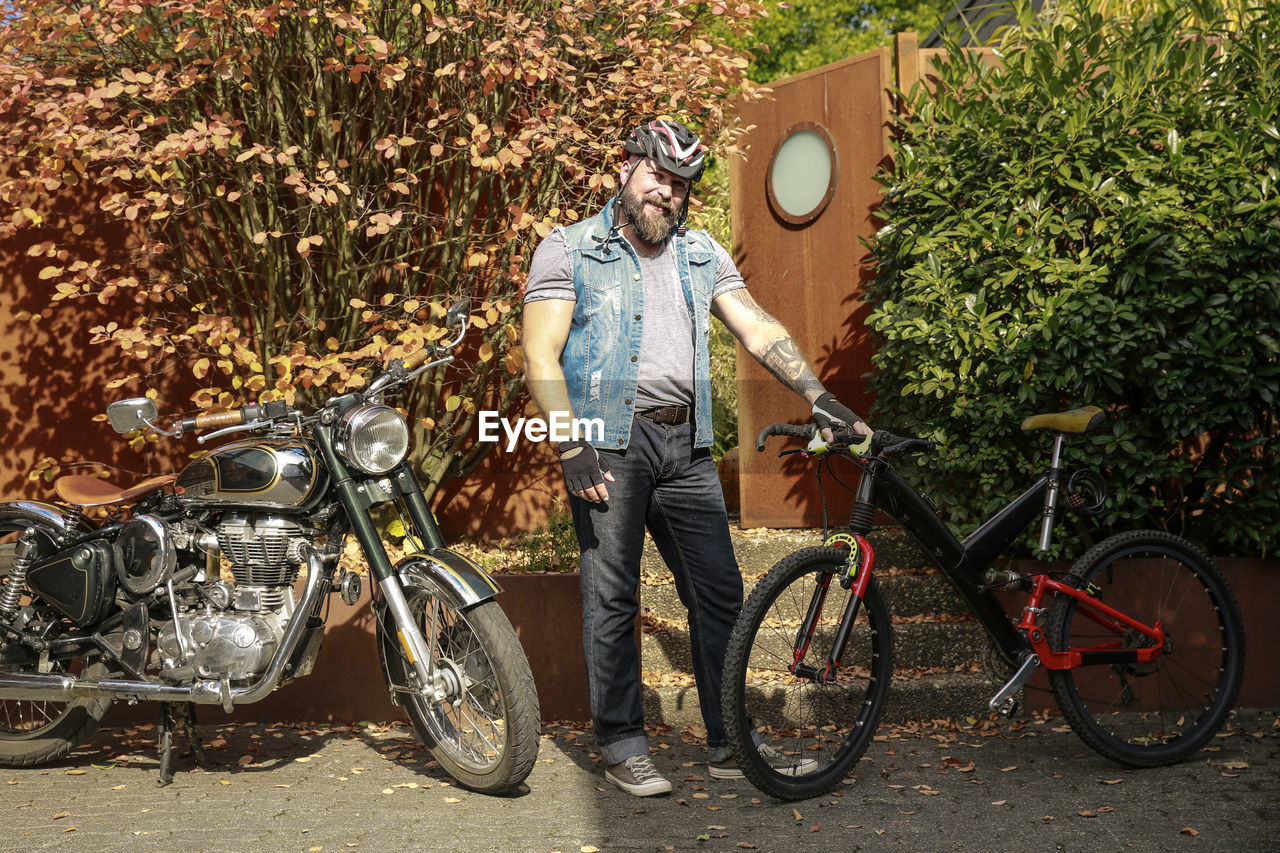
left=373, top=550, right=501, bottom=708
left=393, top=549, right=502, bottom=609
left=0, top=500, right=89, bottom=539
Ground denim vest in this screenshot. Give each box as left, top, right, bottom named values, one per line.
left=559, top=199, right=717, bottom=450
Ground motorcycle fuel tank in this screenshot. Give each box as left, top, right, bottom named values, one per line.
left=176, top=439, right=327, bottom=511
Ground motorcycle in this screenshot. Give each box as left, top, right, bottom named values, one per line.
left=0, top=302, right=540, bottom=792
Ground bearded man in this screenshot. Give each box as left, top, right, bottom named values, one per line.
left=522, top=119, right=869, bottom=796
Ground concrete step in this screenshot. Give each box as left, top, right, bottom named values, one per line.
left=641, top=570, right=969, bottom=624
left=633, top=524, right=1019, bottom=726
left=639, top=526, right=936, bottom=586
left=640, top=619, right=992, bottom=673
left=641, top=670, right=1005, bottom=729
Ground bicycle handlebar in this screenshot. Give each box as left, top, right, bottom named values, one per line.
left=754, top=422, right=814, bottom=451
left=755, top=422, right=936, bottom=458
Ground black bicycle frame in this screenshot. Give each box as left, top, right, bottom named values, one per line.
left=853, top=458, right=1054, bottom=668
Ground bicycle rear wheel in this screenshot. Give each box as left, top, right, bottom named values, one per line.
left=1047, top=530, right=1245, bottom=766
left=722, top=546, right=892, bottom=800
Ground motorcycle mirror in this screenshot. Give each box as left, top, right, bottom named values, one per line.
left=106, top=397, right=159, bottom=434
left=445, top=299, right=469, bottom=330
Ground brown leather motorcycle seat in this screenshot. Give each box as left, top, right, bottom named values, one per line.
left=54, top=474, right=177, bottom=507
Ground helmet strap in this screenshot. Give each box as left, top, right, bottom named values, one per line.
left=594, top=157, right=643, bottom=256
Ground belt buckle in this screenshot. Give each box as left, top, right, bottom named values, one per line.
left=642, top=407, right=686, bottom=425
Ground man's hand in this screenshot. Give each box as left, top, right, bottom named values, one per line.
left=558, top=439, right=615, bottom=502
left=811, top=391, right=872, bottom=449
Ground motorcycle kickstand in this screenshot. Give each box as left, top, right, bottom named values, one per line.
left=157, top=702, right=209, bottom=787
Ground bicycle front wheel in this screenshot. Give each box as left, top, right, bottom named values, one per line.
left=722, top=546, right=893, bottom=800
left=1047, top=530, right=1245, bottom=767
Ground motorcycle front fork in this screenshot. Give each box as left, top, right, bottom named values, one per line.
left=377, top=574, right=461, bottom=702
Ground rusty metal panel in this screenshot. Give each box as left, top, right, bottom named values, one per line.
left=730, top=51, right=893, bottom=528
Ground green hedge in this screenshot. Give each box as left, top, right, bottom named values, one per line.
left=866, top=1, right=1280, bottom=557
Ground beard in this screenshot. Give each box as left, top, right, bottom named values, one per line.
left=619, top=184, right=681, bottom=245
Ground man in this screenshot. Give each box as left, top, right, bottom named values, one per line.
left=523, top=118, right=869, bottom=797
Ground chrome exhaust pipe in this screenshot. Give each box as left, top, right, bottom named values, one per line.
left=0, top=670, right=219, bottom=703
left=0, top=671, right=76, bottom=701
left=0, top=547, right=330, bottom=710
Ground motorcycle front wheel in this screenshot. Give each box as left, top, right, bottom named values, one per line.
left=378, top=588, right=540, bottom=794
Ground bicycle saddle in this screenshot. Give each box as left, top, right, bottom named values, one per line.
left=55, top=474, right=177, bottom=508
left=1020, top=406, right=1105, bottom=434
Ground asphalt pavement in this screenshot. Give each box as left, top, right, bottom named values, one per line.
left=3, top=709, right=1277, bottom=852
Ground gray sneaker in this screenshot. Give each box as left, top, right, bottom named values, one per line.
left=605, top=754, right=673, bottom=797
left=709, top=743, right=820, bottom=780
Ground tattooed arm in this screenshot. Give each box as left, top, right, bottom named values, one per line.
left=713, top=287, right=870, bottom=438
left=711, top=287, right=826, bottom=402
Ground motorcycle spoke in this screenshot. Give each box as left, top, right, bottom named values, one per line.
left=1, top=699, right=64, bottom=732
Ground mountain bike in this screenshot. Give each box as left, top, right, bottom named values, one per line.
left=720, top=406, right=1246, bottom=800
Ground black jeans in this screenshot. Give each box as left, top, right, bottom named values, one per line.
left=570, top=415, right=742, bottom=765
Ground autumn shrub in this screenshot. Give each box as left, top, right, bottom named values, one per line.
left=0, top=0, right=765, bottom=499
left=867, top=0, right=1280, bottom=556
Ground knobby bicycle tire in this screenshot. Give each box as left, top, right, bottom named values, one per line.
left=1046, top=530, right=1245, bottom=767
left=722, top=546, right=893, bottom=800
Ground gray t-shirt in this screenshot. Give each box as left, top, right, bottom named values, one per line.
left=525, top=228, right=744, bottom=409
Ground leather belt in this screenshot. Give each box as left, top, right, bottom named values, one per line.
left=637, top=406, right=690, bottom=425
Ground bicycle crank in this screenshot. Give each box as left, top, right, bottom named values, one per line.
left=987, top=653, right=1040, bottom=716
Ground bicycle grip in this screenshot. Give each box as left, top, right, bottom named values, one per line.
left=873, top=430, right=937, bottom=458
left=755, top=422, right=815, bottom=452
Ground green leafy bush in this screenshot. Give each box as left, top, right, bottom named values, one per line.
left=867, top=1, right=1280, bottom=556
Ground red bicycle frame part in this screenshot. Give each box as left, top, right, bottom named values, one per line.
left=1018, top=575, right=1166, bottom=671
left=790, top=535, right=875, bottom=683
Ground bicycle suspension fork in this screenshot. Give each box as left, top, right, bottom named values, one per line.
left=791, top=530, right=876, bottom=684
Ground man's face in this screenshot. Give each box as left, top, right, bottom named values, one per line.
left=619, top=156, right=690, bottom=245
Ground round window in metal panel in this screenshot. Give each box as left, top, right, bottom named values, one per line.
left=766, top=122, right=839, bottom=225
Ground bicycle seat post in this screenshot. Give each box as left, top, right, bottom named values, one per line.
left=1038, top=433, right=1068, bottom=552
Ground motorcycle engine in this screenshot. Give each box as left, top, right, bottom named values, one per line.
left=155, top=513, right=317, bottom=683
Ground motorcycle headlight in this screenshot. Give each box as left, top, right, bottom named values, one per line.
left=338, top=404, right=409, bottom=474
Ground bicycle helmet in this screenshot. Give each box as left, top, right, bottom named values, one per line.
left=623, top=119, right=707, bottom=183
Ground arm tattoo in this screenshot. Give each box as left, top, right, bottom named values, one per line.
left=728, top=288, right=777, bottom=324
left=761, top=337, right=824, bottom=397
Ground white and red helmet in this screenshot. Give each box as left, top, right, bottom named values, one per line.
left=623, top=119, right=707, bottom=183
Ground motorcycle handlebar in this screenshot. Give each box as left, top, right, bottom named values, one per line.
left=180, top=401, right=294, bottom=435
left=402, top=346, right=436, bottom=371
left=186, top=409, right=246, bottom=431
